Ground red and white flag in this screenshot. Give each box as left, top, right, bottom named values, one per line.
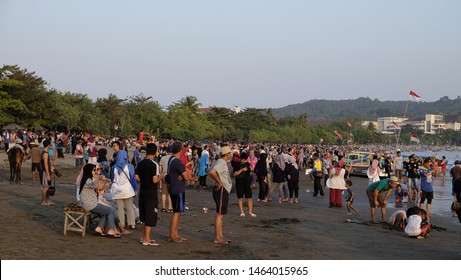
left=347, top=121, right=352, bottom=127
left=334, top=131, right=343, bottom=139
left=409, top=90, right=421, bottom=100
left=392, top=120, right=400, bottom=129
left=410, top=133, right=420, bottom=143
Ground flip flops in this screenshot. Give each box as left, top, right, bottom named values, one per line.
left=168, top=237, right=187, bottom=243
left=142, top=240, right=160, bottom=246
left=106, top=233, right=121, bottom=238
left=95, top=227, right=106, bottom=236
left=168, top=238, right=183, bottom=243
left=214, top=240, right=230, bottom=244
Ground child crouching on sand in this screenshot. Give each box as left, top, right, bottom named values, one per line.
left=394, top=184, right=405, bottom=203
left=404, top=208, right=431, bottom=239
left=344, top=180, right=359, bottom=215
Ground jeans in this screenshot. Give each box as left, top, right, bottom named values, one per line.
left=91, top=203, right=116, bottom=230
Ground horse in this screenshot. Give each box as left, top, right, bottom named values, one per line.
left=8, top=146, right=25, bottom=184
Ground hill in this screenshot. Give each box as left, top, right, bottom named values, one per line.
left=272, top=96, right=461, bottom=120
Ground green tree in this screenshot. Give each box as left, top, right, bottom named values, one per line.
left=173, top=95, right=202, bottom=114
left=124, top=93, right=165, bottom=136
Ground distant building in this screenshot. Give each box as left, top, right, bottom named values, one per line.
left=445, top=122, right=461, bottom=131
left=424, top=114, right=445, bottom=134
left=361, top=121, right=379, bottom=130
left=405, top=118, right=425, bottom=132
left=376, top=117, right=407, bottom=134
left=373, top=114, right=449, bottom=134
left=233, top=106, right=241, bottom=114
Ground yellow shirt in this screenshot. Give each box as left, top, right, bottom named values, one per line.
left=314, top=159, right=322, bottom=171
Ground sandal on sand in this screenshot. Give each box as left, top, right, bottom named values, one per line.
left=168, top=238, right=183, bottom=243
left=95, top=227, right=106, bottom=236
left=106, top=233, right=121, bottom=238
left=121, top=229, right=133, bottom=235
left=167, top=209, right=173, bottom=213
left=249, top=213, right=257, bottom=217
left=214, top=240, right=230, bottom=244
left=139, top=239, right=157, bottom=244
left=240, top=213, right=246, bottom=217
left=161, top=208, right=166, bottom=212
left=142, top=240, right=160, bottom=246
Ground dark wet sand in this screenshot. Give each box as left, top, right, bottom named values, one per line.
left=1, top=149, right=460, bottom=260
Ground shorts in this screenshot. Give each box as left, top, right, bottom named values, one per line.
left=138, top=191, right=158, bottom=227
left=75, top=157, right=84, bottom=167
left=235, top=181, right=252, bottom=199
left=170, top=193, right=185, bottom=213
left=366, top=190, right=385, bottom=208
left=420, top=191, right=433, bottom=204
left=40, top=173, right=51, bottom=189
left=31, top=163, right=40, bottom=172
left=161, top=179, right=170, bottom=195
left=213, top=186, right=229, bottom=215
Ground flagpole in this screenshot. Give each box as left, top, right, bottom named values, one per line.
left=398, top=95, right=411, bottom=147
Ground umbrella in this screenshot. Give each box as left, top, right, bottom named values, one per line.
left=2, top=123, right=24, bottom=131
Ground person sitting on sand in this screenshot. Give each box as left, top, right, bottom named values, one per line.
left=405, top=208, right=431, bottom=239
left=366, top=176, right=399, bottom=224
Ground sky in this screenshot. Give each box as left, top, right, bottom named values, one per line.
left=1, top=0, right=460, bottom=109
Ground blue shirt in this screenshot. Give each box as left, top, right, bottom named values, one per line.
left=168, top=157, right=186, bottom=195
left=419, top=166, right=433, bottom=192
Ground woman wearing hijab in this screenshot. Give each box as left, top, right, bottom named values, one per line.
left=326, top=159, right=347, bottom=208
left=79, top=163, right=120, bottom=237
left=255, top=152, right=269, bottom=202
left=367, top=159, right=381, bottom=184
left=198, top=145, right=209, bottom=189
left=270, top=152, right=287, bottom=203
left=111, top=150, right=136, bottom=231
left=284, top=155, right=300, bottom=204
left=97, top=148, right=110, bottom=179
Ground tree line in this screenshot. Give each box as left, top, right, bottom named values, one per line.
left=1, top=65, right=459, bottom=145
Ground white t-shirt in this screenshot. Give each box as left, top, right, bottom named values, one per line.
left=404, top=214, right=422, bottom=236
left=394, top=155, right=404, bottom=170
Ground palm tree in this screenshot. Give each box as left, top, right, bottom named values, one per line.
left=174, top=95, right=202, bottom=114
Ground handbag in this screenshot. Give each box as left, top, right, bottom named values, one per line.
left=451, top=199, right=461, bottom=211
left=47, top=186, right=56, bottom=196
left=314, top=171, right=324, bottom=178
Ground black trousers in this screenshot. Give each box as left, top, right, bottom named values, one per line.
left=313, top=176, right=324, bottom=196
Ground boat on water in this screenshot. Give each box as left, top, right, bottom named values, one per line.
left=345, top=152, right=387, bottom=178
left=345, top=151, right=454, bottom=178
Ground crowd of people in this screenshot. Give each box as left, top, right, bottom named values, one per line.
left=2, top=128, right=461, bottom=245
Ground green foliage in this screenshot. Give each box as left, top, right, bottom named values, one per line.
left=1, top=64, right=460, bottom=146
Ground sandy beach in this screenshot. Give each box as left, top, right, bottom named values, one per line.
left=1, top=148, right=460, bottom=260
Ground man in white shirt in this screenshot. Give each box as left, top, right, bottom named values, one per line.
left=394, top=150, right=404, bottom=182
